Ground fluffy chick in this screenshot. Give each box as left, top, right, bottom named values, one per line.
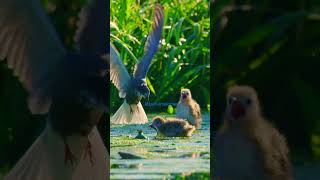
left=176, top=88, right=202, bottom=129
left=214, top=85, right=292, bottom=180
left=149, top=116, right=196, bottom=137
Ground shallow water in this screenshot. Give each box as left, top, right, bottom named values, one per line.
left=110, top=113, right=210, bottom=179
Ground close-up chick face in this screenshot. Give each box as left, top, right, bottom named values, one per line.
left=149, top=116, right=165, bottom=130
left=226, top=85, right=260, bottom=121
left=180, top=89, right=192, bottom=101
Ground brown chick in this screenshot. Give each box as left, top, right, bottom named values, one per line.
left=149, top=116, right=196, bottom=137
left=214, top=85, right=292, bottom=180
left=176, top=88, right=202, bottom=129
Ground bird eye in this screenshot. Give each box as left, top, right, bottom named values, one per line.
left=246, top=99, right=252, bottom=105
left=228, top=98, right=233, bottom=105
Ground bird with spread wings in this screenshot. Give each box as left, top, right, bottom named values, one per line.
left=0, top=0, right=109, bottom=179
left=110, top=4, right=164, bottom=124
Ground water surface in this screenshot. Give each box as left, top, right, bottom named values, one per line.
left=110, top=113, right=210, bottom=179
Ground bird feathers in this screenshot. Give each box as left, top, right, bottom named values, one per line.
left=133, top=4, right=164, bottom=79
left=4, top=125, right=108, bottom=180
left=151, top=116, right=196, bottom=137
left=110, top=43, right=131, bottom=98
left=0, top=0, right=66, bottom=114
left=111, top=100, right=148, bottom=124
left=74, top=0, right=109, bottom=54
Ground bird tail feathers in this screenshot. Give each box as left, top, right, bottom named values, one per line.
left=111, top=101, right=148, bottom=124
left=5, top=124, right=109, bottom=180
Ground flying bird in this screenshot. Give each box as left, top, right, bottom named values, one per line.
left=110, top=4, right=164, bottom=124
left=214, top=85, right=292, bottom=180
left=0, top=0, right=109, bottom=179
left=176, top=88, right=202, bottom=129
left=149, top=116, right=196, bottom=137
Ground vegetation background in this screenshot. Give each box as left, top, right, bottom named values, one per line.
left=0, top=0, right=211, bottom=175
left=110, top=0, right=210, bottom=113
left=110, top=1, right=210, bottom=179
left=211, top=0, right=320, bottom=168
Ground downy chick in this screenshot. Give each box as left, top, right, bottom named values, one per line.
left=149, top=116, right=195, bottom=137
left=176, top=89, right=202, bottom=129
left=214, top=85, right=292, bottom=180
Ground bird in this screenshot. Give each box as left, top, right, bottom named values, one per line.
left=149, top=116, right=196, bottom=137
left=0, top=0, right=109, bottom=179
left=214, top=85, right=292, bottom=180
left=110, top=4, right=164, bottom=124
left=176, top=88, right=202, bottom=129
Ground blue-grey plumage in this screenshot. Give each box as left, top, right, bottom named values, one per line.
left=74, top=0, right=109, bottom=54
left=0, top=0, right=109, bottom=179
left=133, top=5, right=164, bottom=80
left=110, top=4, right=164, bottom=124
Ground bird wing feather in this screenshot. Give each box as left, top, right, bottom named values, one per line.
left=110, top=43, right=130, bottom=98
left=190, top=101, right=202, bottom=119
left=0, top=0, right=66, bottom=113
left=74, top=0, right=108, bottom=55
left=133, top=4, right=164, bottom=79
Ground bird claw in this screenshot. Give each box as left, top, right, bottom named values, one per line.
left=64, top=139, right=76, bottom=166
left=84, top=140, right=95, bottom=166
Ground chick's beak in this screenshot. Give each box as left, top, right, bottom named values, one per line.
left=182, top=93, right=187, bottom=99
left=149, top=124, right=156, bottom=130
left=231, top=99, right=246, bottom=119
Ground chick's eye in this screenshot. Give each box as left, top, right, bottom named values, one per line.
left=246, top=99, right=252, bottom=105
left=228, top=98, right=233, bottom=105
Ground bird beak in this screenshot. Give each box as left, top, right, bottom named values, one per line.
left=149, top=124, right=155, bottom=130
left=142, top=91, right=150, bottom=99
left=231, top=99, right=246, bottom=119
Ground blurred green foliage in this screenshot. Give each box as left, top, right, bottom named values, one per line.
left=110, top=0, right=210, bottom=112
left=167, top=104, right=174, bottom=114
left=212, top=0, right=320, bottom=160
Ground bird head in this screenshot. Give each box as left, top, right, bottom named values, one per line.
left=180, top=88, right=192, bottom=102
left=226, top=85, right=261, bottom=123
left=149, top=116, right=165, bottom=131
left=133, top=78, right=150, bottom=99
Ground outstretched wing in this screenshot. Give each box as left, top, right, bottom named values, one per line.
left=110, top=43, right=130, bottom=98
left=74, top=0, right=109, bottom=55
left=133, top=4, right=164, bottom=79
left=0, top=0, right=66, bottom=114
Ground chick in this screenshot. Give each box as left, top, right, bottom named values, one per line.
left=176, top=89, right=202, bottom=129
left=214, top=85, right=292, bottom=180
left=149, top=116, right=195, bottom=137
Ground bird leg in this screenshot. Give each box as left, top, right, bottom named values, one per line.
left=63, top=137, right=76, bottom=166
left=130, top=105, right=133, bottom=113
left=84, top=139, right=95, bottom=166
